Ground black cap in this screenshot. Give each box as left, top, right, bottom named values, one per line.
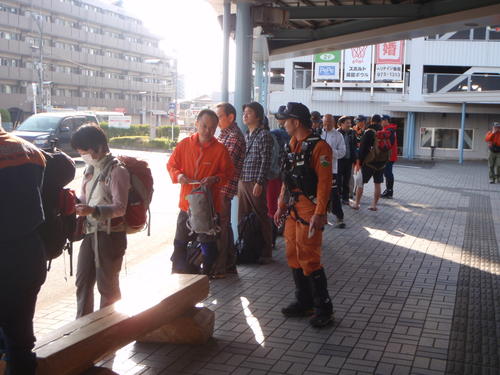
left=354, top=115, right=367, bottom=123
left=371, top=114, right=382, bottom=123
left=276, top=102, right=312, bottom=126
left=381, top=114, right=391, bottom=122
left=275, top=105, right=287, bottom=117
left=311, top=111, right=322, bottom=121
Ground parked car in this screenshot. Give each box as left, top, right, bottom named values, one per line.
left=12, top=112, right=99, bottom=156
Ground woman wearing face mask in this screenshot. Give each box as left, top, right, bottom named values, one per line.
left=70, top=124, right=130, bottom=318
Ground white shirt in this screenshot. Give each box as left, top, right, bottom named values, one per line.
left=321, top=128, right=346, bottom=174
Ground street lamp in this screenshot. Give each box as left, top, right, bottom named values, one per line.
left=144, top=59, right=161, bottom=139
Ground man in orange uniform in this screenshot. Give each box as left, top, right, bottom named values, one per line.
left=167, top=109, right=234, bottom=274
left=274, top=102, right=334, bottom=328
left=485, top=122, right=500, bottom=184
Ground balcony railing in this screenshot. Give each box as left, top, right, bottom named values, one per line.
left=423, top=73, right=500, bottom=94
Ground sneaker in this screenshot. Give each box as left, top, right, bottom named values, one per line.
left=381, top=190, right=393, bottom=199
left=335, top=220, right=346, bottom=229
left=309, top=313, right=333, bottom=328
left=490, top=179, right=496, bottom=184
left=282, top=302, right=314, bottom=318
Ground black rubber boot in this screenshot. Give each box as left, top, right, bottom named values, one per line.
left=282, top=268, right=314, bottom=317
left=309, top=268, right=334, bottom=328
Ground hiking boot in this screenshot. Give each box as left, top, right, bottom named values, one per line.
left=282, top=302, right=314, bottom=317
left=335, top=220, right=346, bottom=229
left=309, top=268, right=334, bottom=329
left=381, top=189, right=393, bottom=199
left=282, top=268, right=314, bottom=318
left=310, top=313, right=334, bottom=328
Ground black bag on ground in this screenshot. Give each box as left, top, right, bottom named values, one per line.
left=235, top=212, right=263, bottom=264
left=38, top=148, right=76, bottom=271
left=186, top=241, right=203, bottom=274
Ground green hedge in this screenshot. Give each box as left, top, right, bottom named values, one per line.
left=100, top=124, right=180, bottom=141
left=109, top=136, right=176, bottom=150
left=0, top=109, right=11, bottom=123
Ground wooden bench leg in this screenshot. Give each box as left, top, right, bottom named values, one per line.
left=137, top=307, right=214, bottom=345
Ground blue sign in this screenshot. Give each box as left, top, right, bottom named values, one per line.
left=319, top=66, right=336, bottom=76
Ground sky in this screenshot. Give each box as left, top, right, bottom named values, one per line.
left=123, top=0, right=235, bottom=100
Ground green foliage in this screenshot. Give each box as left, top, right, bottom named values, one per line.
left=100, top=124, right=179, bottom=141
left=0, top=109, right=11, bottom=123
left=109, top=136, right=176, bottom=150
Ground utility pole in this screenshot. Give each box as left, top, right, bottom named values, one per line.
left=31, top=13, right=44, bottom=112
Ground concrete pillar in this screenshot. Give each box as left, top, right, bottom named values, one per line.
left=221, top=0, right=230, bottom=102
left=459, top=102, right=466, bottom=164
left=404, top=112, right=416, bottom=160
left=232, top=0, right=253, bottom=238
left=254, top=60, right=263, bottom=104
left=261, top=60, right=268, bottom=113
left=234, top=0, right=253, bottom=132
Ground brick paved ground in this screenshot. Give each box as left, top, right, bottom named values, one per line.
left=34, top=160, right=500, bottom=375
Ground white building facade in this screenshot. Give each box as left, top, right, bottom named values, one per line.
left=268, top=27, right=500, bottom=161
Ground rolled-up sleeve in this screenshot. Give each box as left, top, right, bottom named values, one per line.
left=96, top=165, right=130, bottom=220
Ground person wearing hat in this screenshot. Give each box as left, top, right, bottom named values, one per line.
left=381, top=115, right=398, bottom=198
left=311, top=111, right=323, bottom=136
left=274, top=102, right=334, bottom=328
left=485, top=122, right=500, bottom=183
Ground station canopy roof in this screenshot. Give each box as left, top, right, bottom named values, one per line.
left=207, top=0, right=500, bottom=60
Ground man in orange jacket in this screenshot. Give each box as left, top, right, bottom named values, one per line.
left=485, top=122, right=500, bottom=183
left=274, top=102, right=334, bottom=328
left=167, top=109, right=234, bottom=274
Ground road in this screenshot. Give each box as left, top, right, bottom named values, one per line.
left=36, top=149, right=180, bottom=313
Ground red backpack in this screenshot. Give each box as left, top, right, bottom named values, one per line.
left=116, top=155, right=154, bottom=234
left=364, top=129, right=392, bottom=169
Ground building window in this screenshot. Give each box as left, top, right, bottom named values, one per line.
left=292, top=62, right=312, bottom=89
left=420, top=128, right=474, bottom=150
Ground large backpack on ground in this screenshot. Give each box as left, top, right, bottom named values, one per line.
left=186, top=184, right=220, bottom=236
left=364, top=128, right=392, bottom=169
left=38, top=148, right=77, bottom=272
left=102, top=155, right=154, bottom=234
left=235, top=212, right=264, bottom=264
left=267, top=133, right=281, bottom=180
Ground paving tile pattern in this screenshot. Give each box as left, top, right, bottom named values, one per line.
left=445, top=194, right=500, bottom=375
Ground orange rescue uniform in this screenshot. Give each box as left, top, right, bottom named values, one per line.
left=485, top=130, right=500, bottom=148
left=279, top=134, right=333, bottom=275
left=167, top=133, right=234, bottom=213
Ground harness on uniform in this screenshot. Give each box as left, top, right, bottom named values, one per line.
left=282, top=135, right=322, bottom=226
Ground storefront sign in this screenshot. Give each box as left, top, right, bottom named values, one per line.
left=343, top=46, right=372, bottom=82
left=375, top=64, right=403, bottom=81
left=375, top=41, right=405, bottom=64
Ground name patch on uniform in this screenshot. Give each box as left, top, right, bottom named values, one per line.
left=320, top=155, right=330, bottom=167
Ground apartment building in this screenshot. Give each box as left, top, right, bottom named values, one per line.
left=0, top=0, right=175, bottom=123
left=268, top=26, right=500, bottom=161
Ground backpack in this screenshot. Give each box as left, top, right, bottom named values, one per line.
left=117, top=155, right=154, bottom=234
left=364, top=129, right=391, bottom=169
left=38, top=148, right=77, bottom=272
left=267, top=133, right=281, bottom=180
left=186, top=184, right=220, bottom=236
left=235, top=212, right=263, bottom=264
left=99, top=155, right=154, bottom=234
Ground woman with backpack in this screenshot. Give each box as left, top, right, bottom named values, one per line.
left=71, top=124, right=131, bottom=318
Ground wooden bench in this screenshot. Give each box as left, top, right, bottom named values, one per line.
left=33, top=274, right=213, bottom=375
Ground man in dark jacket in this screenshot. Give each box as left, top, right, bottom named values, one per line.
left=337, top=116, right=357, bottom=204
left=0, top=125, right=47, bottom=374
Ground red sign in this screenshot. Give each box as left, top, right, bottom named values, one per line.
left=375, top=41, right=405, bottom=64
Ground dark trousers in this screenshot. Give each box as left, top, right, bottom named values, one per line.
left=330, top=174, right=344, bottom=220
left=172, top=210, right=217, bottom=275
left=384, top=161, right=394, bottom=191
left=337, top=159, right=353, bottom=202
left=76, top=231, right=127, bottom=318
left=213, top=196, right=236, bottom=274
left=0, top=232, right=46, bottom=375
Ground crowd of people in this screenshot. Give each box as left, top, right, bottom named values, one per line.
left=0, top=101, right=400, bottom=374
